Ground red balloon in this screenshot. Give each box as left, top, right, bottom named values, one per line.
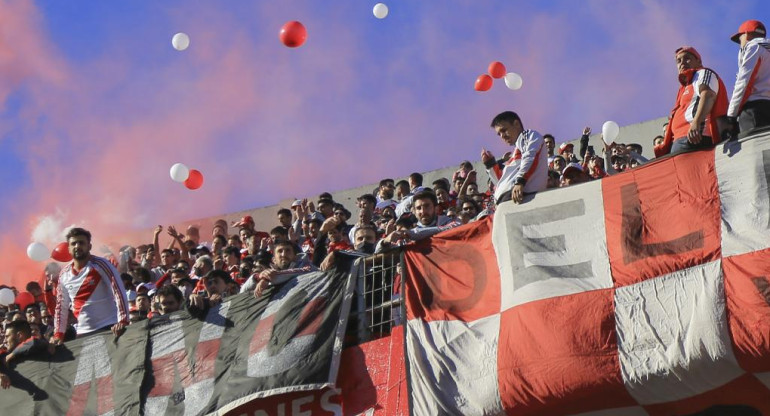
left=184, top=169, right=204, bottom=190
left=15, top=292, right=35, bottom=310
left=488, top=61, right=506, bottom=79
left=474, top=74, right=493, bottom=92
left=280, top=21, right=307, bottom=48
left=51, top=242, right=72, bottom=262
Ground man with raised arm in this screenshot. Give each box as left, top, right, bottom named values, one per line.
left=483, top=111, right=548, bottom=205
left=51, top=228, right=130, bottom=347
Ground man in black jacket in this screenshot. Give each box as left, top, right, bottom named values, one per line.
left=1, top=320, right=48, bottom=389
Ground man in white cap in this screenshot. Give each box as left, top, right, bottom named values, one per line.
left=728, top=19, right=770, bottom=133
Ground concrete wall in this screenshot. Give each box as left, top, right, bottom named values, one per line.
left=126, top=116, right=667, bottom=245
left=562, top=116, right=667, bottom=160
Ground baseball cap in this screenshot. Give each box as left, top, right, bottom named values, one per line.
left=375, top=200, right=397, bottom=212
left=731, top=19, right=766, bottom=43
left=232, top=215, right=255, bottom=229
left=190, top=244, right=211, bottom=256
left=291, top=199, right=302, bottom=208
left=674, top=46, right=701, bottom=62
left=560, top=162, right=583, bottom=180
left=558, top=143, right=574, bottom=155
left=135, top=283, right=156, bottom=294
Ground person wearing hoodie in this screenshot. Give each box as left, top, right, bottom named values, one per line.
left=727, top=20, right=770, bottom=133
left=655, top=46, right=728, bottom=157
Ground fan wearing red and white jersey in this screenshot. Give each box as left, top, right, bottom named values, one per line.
left=482, top=111, right=548, bottom=204
left=727, top=20, right=770, bottom=132
left=51, top=228, right=129, bottom=346
left=655, top=46, right=728, bottom=157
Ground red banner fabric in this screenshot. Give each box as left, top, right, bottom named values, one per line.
left=404, top=132, right=770, bottom=415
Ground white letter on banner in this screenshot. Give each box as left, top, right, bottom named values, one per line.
left=320, top=389, right=343, bottom=415
left=67, top=335, right=114, bottom=416
left=247, top=277, right=328, bottom=378
left=492, top=179, right=613, bottom=309
left=144, top=302, right=230, bottom=416
left=292, top=395, right=314, bottom=416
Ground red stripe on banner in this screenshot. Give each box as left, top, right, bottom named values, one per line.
left=497, top=288, right=636, bottom=415
left=249, top=315, right=275, bottom=355
left=66, top=374, right=114, bottom=416
left=602, top=149, right=721, bottom=287
left=190, top=338, right=220, bottom=382
left=296, top=297, right=327, bottom=337
left=643, top=373, right=770, bottom=415
left=148, top=352, right=183, bottom=397
left=723, top=248, right=770, bottom=373
left=404, top=217, right=500, bottom=323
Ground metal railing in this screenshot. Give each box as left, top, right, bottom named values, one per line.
left=349, top=250, right=403, bottom=344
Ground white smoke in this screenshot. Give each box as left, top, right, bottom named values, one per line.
left=30, top=209, right=77, bottom=245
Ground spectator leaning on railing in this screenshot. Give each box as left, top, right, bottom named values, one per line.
left=483, top=111, right=548, bottom=205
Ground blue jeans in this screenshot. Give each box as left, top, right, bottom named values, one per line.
left=670, top=136, right=713, bottom=154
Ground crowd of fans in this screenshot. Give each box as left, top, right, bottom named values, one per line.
left=1, top=19, right=769, bottom=391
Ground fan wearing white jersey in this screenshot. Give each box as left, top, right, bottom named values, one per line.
left=482, top=111, right=548, bottom=205
left=727, top=20, right=770, bottom=132
left=50, top=228, right=129, bottom=347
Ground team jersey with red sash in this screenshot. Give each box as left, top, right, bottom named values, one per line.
left=728, top=37, right=770, bottom=117
left=53, top=255, right=129, bottom=339
left=486, top=129, right=548, bottom=202
left=656, top=67, right=728, bottom=157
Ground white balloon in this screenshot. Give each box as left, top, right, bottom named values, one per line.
left=601, top=121, right=620, bottom=145
left=504, top=72, right=523, bottom=90
left=27, top=242, right=49, bottom=262
left=170, top=163, right=190, bottom=183
left=373, top=3, right=389, bottom=19
left=0, top=288, right=14, bottom=306
left=172, top=32, right=190, bottom=51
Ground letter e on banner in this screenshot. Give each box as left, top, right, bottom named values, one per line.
left=492, top=180, right=612, bottom=310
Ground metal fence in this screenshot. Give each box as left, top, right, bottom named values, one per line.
left=349, top=250, right=403, bottom=344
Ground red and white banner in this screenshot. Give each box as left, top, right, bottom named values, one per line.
left=404, top=132, right=770, bottom=415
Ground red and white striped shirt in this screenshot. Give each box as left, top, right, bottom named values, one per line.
left=53, top=255, right=129, bottom=339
